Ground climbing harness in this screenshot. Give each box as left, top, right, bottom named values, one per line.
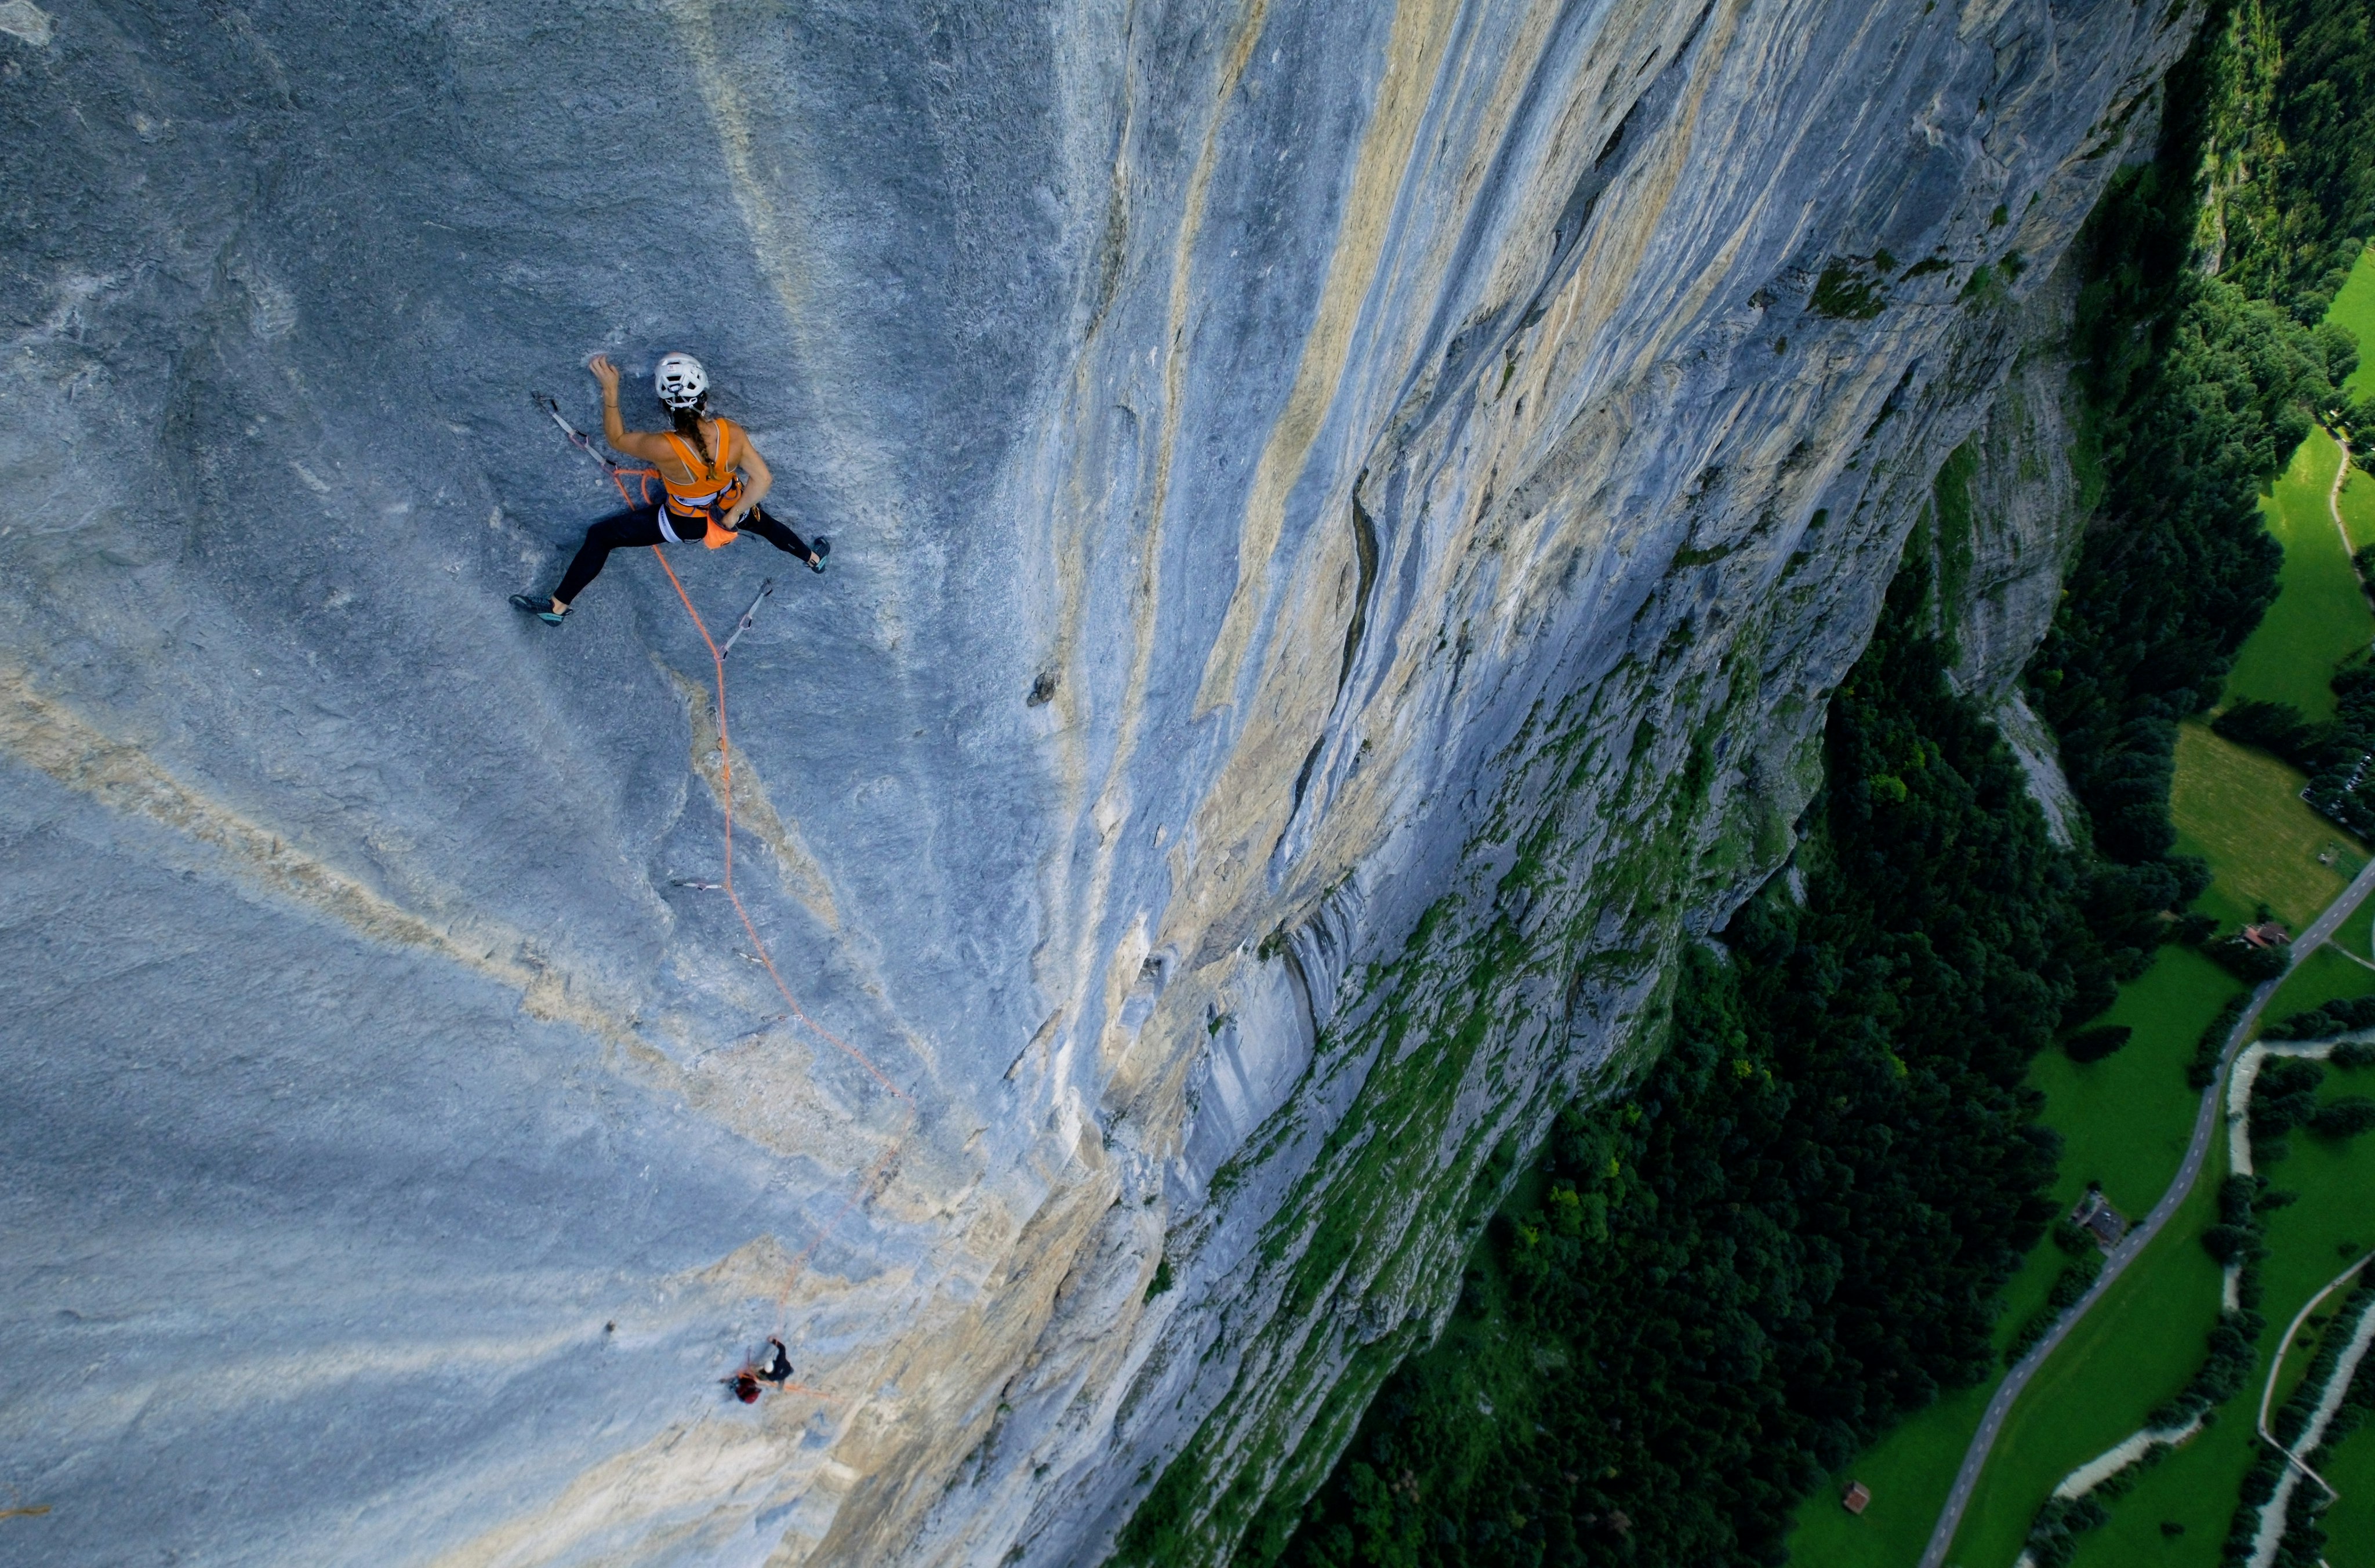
left=660, top=423, right=747, bottom=549
left=534, top=389, right=912, bottom=1396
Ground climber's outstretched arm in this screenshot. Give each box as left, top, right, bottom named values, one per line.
left=588, top=354, right=676, bottom=466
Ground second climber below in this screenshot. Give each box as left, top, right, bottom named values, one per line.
left=511, top=352, right=827, bottom=625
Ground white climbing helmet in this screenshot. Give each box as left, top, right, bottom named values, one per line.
left=654, top=353, right=709, bottom=411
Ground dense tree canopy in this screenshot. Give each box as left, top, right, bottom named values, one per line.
left=2244, top=0, right=2375, bottom=324
left=1274, top=576, right=2104, bottom=1567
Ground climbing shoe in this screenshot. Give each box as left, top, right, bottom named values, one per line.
left=807, top=537, right=830, bottom=574
left=510, top=593, right=566, bottom=626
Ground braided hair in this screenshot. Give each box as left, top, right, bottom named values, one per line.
left=669, top=394, right=713, bottom=464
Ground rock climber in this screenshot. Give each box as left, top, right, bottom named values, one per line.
left=511, top=353, right=827, bottom=625
left=723, top=1337, right=796, bottom=1403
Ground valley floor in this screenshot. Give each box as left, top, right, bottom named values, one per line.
left=1788, top=251, right=2375, bottom=1568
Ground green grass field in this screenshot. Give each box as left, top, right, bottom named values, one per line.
left=2067, top=1067, right=2375, bottom=1566
left=2036, top=947, right=2244, bottom=1217
left=2328, top=246, right=2375, bottom=402
left=2333, top=894, right=2375, bottom=966
left=1786, top=1377, right=1998, bottom=1566
left=2322, top=1418, right=2375, bottom=1562
left=1947, top=1166, right=2229, bottom=1568
left=2020, top=474, right=2375, bottom=1561
left=2170, top=722, right=2366, bottom=930
left=1785, top=947, right=2243, bottom=1566
left=2255, top=1066, right=2375, bottom=1399
left=1918, top=660, right=2375, bottom=1566
left=2067, top=1392, right=2256, bottom=1561
left=2221, top=434, right=2373, bottom=723
left=2337, top=464, right=2375, bottom=554
left=2264, top=941, right=2375, bottom=1025
left=2280, top=1057, right=2375, bottom=1567
left=1786, top=1240, right=2075, bottom=1566
left=1789, top=745, right=2347, bottom=1567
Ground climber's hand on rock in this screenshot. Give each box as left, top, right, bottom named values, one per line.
left=588, top=354, right=621, bottom=395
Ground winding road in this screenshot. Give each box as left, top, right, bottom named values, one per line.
left=1916, top=852, right=2375, bottom=1568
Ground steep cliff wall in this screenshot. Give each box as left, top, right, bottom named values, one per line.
left=1931, top=246, right=2096, bottom=847
left=0, top=2, right=2185, bottom=1565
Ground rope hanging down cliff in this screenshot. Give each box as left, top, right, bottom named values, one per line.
left=536, top=384, right=915, bottom=1385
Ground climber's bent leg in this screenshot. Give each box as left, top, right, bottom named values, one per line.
left=741, top=506, right=828, bottom=572
left=554, top=506, right=670, bottom=607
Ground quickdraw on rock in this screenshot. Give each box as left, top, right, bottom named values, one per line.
left=535, top=390, right=659, bottom=509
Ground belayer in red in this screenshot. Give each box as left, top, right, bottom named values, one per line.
left=512, top=353, right=827, bottom=625
left=722, top=1337, right=796, bottom=1403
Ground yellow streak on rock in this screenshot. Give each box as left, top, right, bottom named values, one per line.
left=663, top=0, right=910, bottom=692
left=662, top=0, right=812, bottom=330
left=1191, top=0, right=1461, bottom=717
left=1530, top=0, right=1756, bottom=388
left=656, top=666, right=956, bottom=1139
left=662, top=664, right=844, bottom=932
left=802, top=1166, right=1121, bottom=1560
left=400, top=1236, right=845, bottom=1567
left=1117, top=517, right=1359, bottom=1112
left=1061, top=0, right=1270, bottom=1083
left=0, top=666, right=628, bottom=1044
left=415, top=1418, right=797, bottom=1568
left=0, top=674, right=942, bottom=1255
left=1032, top=76, right=1144, bottom=1010
left=681, top=1029, right=896, bottom=1172
left=72, top=1326, right=606, bottom=1439
left=1123, top=0, right=1726, bottom=1116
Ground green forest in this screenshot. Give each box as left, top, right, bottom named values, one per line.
left=1263, top=1, right=2375, bottom=1563
left=1276, top=571, right=2112, bottom=1567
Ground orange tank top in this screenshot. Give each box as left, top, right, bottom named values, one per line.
left=662, top=418, right=743, bottom=549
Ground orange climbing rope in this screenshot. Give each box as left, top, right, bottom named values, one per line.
left=645, top=541, right=917, bottom=1324
left=536, top=397, right=914, bottom=1371
left=646, top=539, right=911, bottom=1244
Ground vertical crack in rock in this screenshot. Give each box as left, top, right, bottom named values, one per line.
left=1192, top=0, right=1462, bottom=717
left=1335, top=492, right=1381, bottom=696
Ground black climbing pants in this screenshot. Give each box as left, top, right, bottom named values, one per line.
left=553, top=503, right=818, bottom=607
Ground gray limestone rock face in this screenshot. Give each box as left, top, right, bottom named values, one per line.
left=1942, top=252, right=2093, bottom=705
left=1926, top=245, right=2097, bottom=845
left=0, top=2, right=2187, bottom=1565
